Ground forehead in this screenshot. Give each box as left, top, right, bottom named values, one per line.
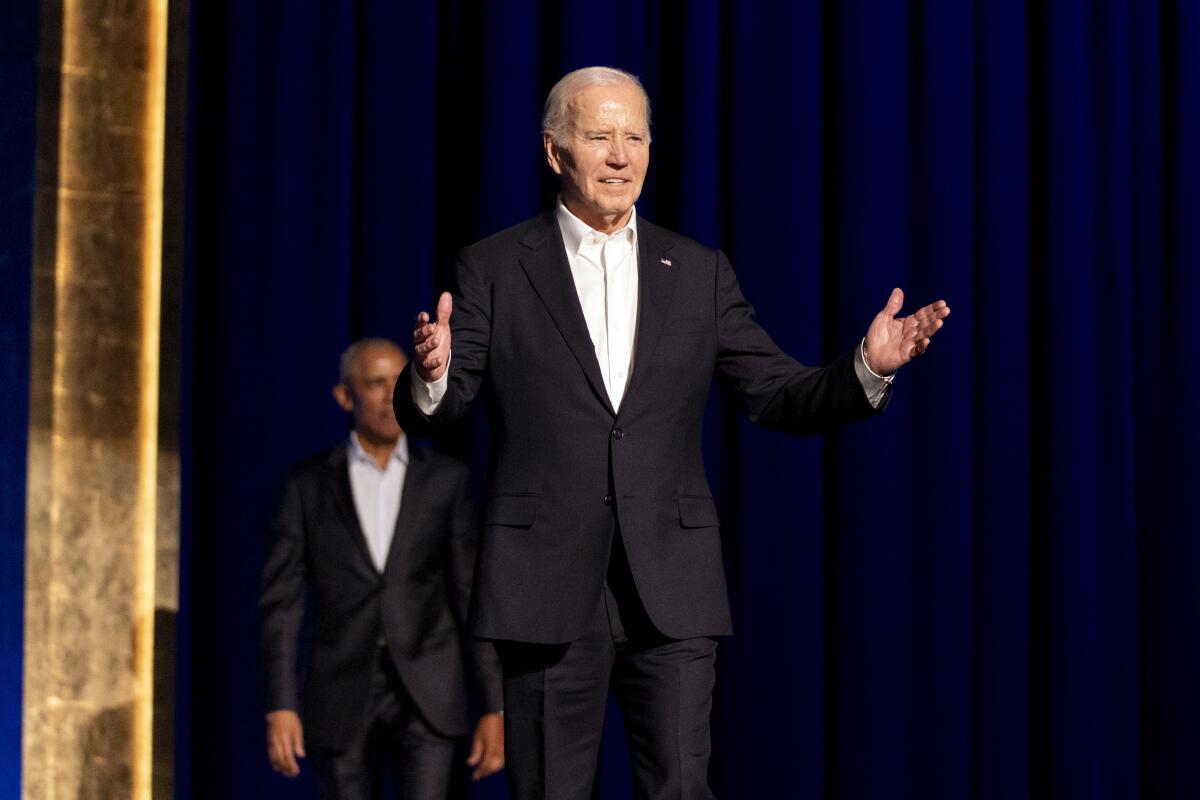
left=567, top=84, right=647, bottom=128
left=353, top=346, right=405, bottom=375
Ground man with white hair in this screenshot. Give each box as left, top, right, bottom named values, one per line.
left=397, top=67, right=950, bottom=799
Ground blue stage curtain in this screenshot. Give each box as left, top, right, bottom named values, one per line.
left=0, top=3, right=39, bottom=795
left=182, top=1, right=1200, bottom=798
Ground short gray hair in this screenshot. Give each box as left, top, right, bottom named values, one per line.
left=338, top=337, right=405, bottom=384
left=542, top=66, right=652, bottom=146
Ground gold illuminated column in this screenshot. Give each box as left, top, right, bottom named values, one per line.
left=23, top=0, right=186, bottom=798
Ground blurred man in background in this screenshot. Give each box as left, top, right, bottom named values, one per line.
left=259, top=337, right=503, bottom=798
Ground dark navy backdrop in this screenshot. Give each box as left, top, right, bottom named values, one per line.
left=182, top=1, right=1199, bottom=798
left=0, top=2, right=39, bottom=796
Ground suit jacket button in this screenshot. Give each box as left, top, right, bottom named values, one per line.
left=603, top=495, right=612, bottom=506
left=612, top=428, right=624, bottom=440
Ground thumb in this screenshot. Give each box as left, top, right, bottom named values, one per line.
left=436, top=292, right=454, bottom=327
left=881, top=287, right=903, bottom=317
left=293, top=727, right=306, bottom=759
left=466, top=731, right=483, bottom=765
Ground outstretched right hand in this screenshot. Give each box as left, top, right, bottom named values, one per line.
left=413, top=292, right=453, bottom=383
left=266, top=709, right=305, bottom=778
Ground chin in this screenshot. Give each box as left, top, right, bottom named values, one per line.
left=598, top=200, right=633, bottom=216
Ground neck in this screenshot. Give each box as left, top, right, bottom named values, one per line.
left=562, top=196, right=632, bottom=235
left=355, top=430, right=401, bottom=470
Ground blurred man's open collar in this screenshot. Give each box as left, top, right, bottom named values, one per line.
left=348, top=430, right=408, bottom=467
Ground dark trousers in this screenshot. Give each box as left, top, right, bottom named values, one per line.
left=498, top=531, right=719, bottom=800
left=310, top=647, right=457, bottom=800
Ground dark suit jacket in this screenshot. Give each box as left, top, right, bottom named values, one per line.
left=258, top=439, right=502, bottom=748
left=394, top=211, right=885, bottom=645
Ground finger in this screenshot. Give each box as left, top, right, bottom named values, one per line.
left=915, top=317, right=945, bottom=337
left=413, top=311, right=430, bottom=331
left=279, top=744, right=299, bottom=777
left=436, top=292, right=454, bottom=327
left=276, top=730, right=300, bottom=775
left=879, top=287, right=904, bottom=318
left=467, top=734, right=483, bottom=766
left=292, top=729, right=305, bottom=759
left=913, top=300, right=951, bottom=323
left=474, top=756, right=503, bottom=780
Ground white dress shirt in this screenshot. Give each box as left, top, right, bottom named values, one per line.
left=413, top=199, right=890, bottom=412
left=347, top=431, right=409, bottom=573
left=555, top=200, right=639, bottom=409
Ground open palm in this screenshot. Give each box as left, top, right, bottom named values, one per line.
left=864, top=288, right=951, bottom=375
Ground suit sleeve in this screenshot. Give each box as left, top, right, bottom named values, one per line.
left=394, top=249, right=492, bottom=436
left=445, top=465, right=504, bottom=714
left=257, top=473, right=307, bottom=714
left=712, top=249, right=885, bottom=434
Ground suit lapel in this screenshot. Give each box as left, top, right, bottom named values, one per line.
left=383, top=443, right=428, bottom=576
left=325, top=443, right=377, bottom=575
left=623, top=219, right=678, bottom=410
left=518, top=213, right=616, bottom=416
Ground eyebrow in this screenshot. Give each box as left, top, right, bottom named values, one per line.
left=582, top=129, right=646, bottom=136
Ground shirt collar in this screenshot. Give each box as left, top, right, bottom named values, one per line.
left=348, top=431, right=408, bottom=467
left=555, top=196, right=638, bottom=255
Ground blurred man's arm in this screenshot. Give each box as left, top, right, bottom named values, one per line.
left=258, top=474, right=308, bottom=777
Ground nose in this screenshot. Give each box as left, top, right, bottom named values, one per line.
left=606, top=138, right=629, bottom=167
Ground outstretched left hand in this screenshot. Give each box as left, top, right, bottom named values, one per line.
left=863, top=288, right=951, bottom=375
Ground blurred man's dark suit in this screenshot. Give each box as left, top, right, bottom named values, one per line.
left=258, top=438, right=502, bottom=795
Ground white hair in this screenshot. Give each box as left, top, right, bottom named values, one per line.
left=542, top=66, right=652, bottom=146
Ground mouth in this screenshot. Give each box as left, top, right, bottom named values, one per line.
left=599, top=178, right=630, bottom=185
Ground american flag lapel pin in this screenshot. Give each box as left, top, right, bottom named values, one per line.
left=660, top=256, right=673, bottom=269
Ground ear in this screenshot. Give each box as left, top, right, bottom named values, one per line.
left=544, top=132, right=564, bottom=175
left=332, top=383, right=354, bottom=413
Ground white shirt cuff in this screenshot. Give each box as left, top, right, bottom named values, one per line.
left=410, top=353, right=450, bottom=414
left=855, top=339, right=893, bottom=409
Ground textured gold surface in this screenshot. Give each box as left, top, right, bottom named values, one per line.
left=23, top=0, right=177, bottom=798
